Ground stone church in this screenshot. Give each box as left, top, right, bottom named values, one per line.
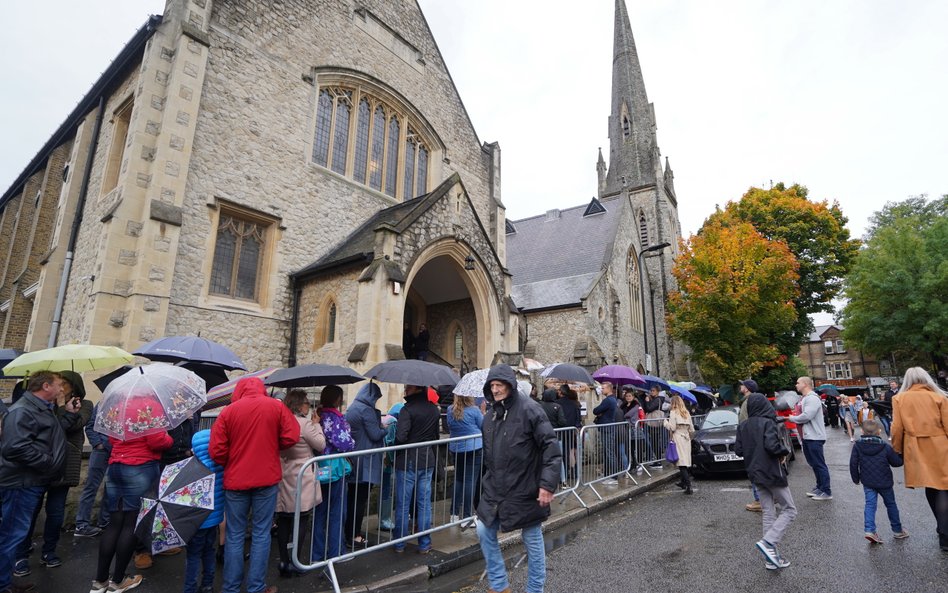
left=0, top=0, right=684, bottom=398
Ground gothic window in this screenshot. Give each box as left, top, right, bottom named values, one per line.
left=622, top=115, right=631, bottom=139
left=353, top=99, right=371, bottom=183
left=314, top=296, right=339, bottom=348
left=101, top=96, right=134, bottom=196
left=327, top=303, right=337, bottom=343
left=628, top=250, right=643, bottom=332
left=210, top=211, right=270, bottom=302
left=311, top=82, right=433, bottom=201
left=639, top=212, right=649, bottom=248
left=454, top=327, right=463, bottom=361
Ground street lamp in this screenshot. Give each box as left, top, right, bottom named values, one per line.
left=637, top=242, right=671, bottom=374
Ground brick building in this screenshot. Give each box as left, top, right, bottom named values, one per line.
left=799, top=323, right=892, bottom=397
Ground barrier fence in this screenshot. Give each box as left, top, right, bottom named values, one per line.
left=286, top=422, right=670, bottom=592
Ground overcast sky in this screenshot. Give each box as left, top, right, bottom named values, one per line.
left=2, top=0, right=946, bottom=247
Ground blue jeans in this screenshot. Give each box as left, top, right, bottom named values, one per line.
left=105, top=461, right=160, bottom=512
left=878, top=415, right=892, bottom=436
left=864, top=486, right=902, bottom=533
left=184, top=526, right=217, bottom=593
left=75, top=448, right=111, bottom=529
left=312, top=478, right=346, bottom=561
left=394, top=466, right=433, bottom=550
left=0, top=486, right=45, bottom=590
left=801, top=439, right=831, bottom=495
left=222, top=485, right=277, bottom=593
left=477, top=518, right=546, bottom=593
left=17, top=484, right=69, bottom=558
left=601, top=428, right=619, bottom=477
left=451, top=450, right=482, bottom=517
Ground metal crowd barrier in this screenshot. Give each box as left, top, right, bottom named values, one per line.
left=577, top=421, right=637, bottom=501
left=290, top=434, right=484, bottom=593
left=632, top=418, right=669, bottom=478
left=554, top=426, right=583, bottom=506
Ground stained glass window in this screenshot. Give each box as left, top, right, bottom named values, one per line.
left=210, top=215, right=266, bottom=301
left=369, top=105, right=385, bottom=191
left=353, top=99, right=371, bottom=183
left=312, top=90, right=333, bottom=166
left=385, top=116, right=400, bottom=197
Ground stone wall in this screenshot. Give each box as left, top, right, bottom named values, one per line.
left=524, top=307, right=585, bottom=365
left=424, top=298, right=477, bottom=368
left=294, top=268, right=362, bottom=368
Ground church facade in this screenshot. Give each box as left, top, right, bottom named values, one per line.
left=507, top=1, right=684, bottom=377
left=0, top=0, right=685, bottom=397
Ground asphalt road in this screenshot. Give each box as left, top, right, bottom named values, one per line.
left=459, top=427, right=948, bottom=593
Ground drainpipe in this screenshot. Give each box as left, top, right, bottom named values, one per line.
left=48, top=96, right=105, bottom=347
left=287, top=276, right=301, bottom=367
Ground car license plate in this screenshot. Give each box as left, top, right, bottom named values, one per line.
left=714, top=453, right=743, bottom=462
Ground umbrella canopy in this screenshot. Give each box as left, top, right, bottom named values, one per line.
left=202, top=368, right=278, bottom=411
left=264, top=363, right=364, bottom=388
left=453, top=368, right=490, bottom=398
left=363, top=359, right=460, bottom=386
left=689, top=389, right=716, bottom=410
left=175, top=362, right=230, bottom=390
left=3, top=344, right=134, bottom=377
left=135, top=456, right=214, bottom=554
left=774, top=391, right=801, bottom=412
left=0, top=348, right=25, bottom=376
left=640, top=374, right=671, bottom=392
left=93, top=365, right=134, bottom=392
left=540, top=363, right=595, bottom=385
left=816, top=383, right=840, bottom=396
left=134, top=336, right=246, bottom=371
left=667, top=383, right=698, bottom=404
left=592, top=365, right=646, bottom=387
left=95, top=364, right=207, bottom=440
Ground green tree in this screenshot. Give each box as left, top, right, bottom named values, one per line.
left=706, top=183, right=861, bottom=335
left=667, top=221, right=799, bottom=386
left=840, top=196, right=948, bottom=372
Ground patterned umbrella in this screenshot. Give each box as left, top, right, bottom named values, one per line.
left=202, top=367, right=278, bottom=411
left=453, top=368, right=490, bottom=398
left=135, top=456, right=214, bottom=554
left=94, top=364, right=206, bottom=440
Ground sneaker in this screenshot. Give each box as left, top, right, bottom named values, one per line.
left=460, top=518, right=476, bottom=529
left=893, top=530, right=910, bottom=540
left=755, top=540, right=779, bottom=565
left=648, top=462, right=663, bottom=469
left=133, top=552, right=152, bottom=570
left=635, top=467, right=644, bottom=475
left=602, top=479, right=619, bottom=486
left=745, top=501, right=762, bottom=512
left=379, top=519, right=394, bottom=531
left=865, top=532, right=883, bottom=544
left=13, top=559, right=30, bottom=578
left=805, top=488, right=821, bottom=498
left=75, top=525, right=104, bottom=538
left=449, top=514, right=460, bottom=524
left=418, top=545, right=432, bottom=555
left=107, top=575, right=143, bottom=593
left=40, top=553, right=62, bottom=568
left=811, top=492, right=833, bottom=501
left=89, top=580, right=109, bottom=593
left=769, top=553, right=791, bottom=569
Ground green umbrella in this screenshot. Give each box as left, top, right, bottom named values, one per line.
left=2, top=344, right=134, bottom=377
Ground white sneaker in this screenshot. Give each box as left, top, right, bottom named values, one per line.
left=108, top=575, right=143, bottom=593
left=449, top=514, right=460, bottom=524
left=602, top=478, right=619, bottom=486
left=90, top=580, right=109, bottom=593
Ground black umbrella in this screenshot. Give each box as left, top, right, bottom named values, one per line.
left=93, top=365, right=134, bottom=392
left=135, top=456, right=214, bottom=554
left=363, top=359, right=460, bottom=386
left=540, top=363, right=595, bottom=385
left=176, top=361, right=230, bottom=390
left=264, top=363, right=364, bottom=388
left=134, top=336, right=246, bottom=371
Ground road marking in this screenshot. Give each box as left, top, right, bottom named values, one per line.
left=720, top=487, right=750, bottom=492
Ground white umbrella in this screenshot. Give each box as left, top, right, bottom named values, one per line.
left=453, top=368, right=490, bottom=398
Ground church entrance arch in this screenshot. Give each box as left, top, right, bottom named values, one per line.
left=403, top=239, right=499, bottom=371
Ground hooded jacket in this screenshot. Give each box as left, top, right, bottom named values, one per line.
left=0, top=392, right=67, bottom=488
left=735, top=394, right=790, bottom=488
left=52, top=370, right=90, bottom=487
left=192, top=429, right=225, bottom=529
left=345, top=383, right=387, bottom=484
left=539, top=389, right=568, bottom=429
left=210, top=377, right=300, bottom=490
left=850, top=435, right=903, bottom=489
left=477, top=365, right=561, bottom=531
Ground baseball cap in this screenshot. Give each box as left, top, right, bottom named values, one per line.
left=740, top=379, right=759, bottom=393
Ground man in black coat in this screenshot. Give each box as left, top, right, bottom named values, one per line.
left=735, top=393, right=796, bottom=571
left=393, top=384, right=440, bottom=553
left=477, top=365, right=560, bottom=593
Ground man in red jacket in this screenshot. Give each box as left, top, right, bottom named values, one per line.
left=210, top=377, right=299, bottom=593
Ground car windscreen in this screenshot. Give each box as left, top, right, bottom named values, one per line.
left=700, top=409, right=738, bottom=429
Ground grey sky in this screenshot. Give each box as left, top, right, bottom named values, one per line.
left=2, top=1, right=946, bottom=244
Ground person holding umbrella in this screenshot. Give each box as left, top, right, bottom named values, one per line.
left=0, top=371, right=72, bottom=593
left=91, top=394, right=173, bottom=593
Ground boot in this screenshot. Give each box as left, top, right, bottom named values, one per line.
left=680, top=467, right=693, bottom=495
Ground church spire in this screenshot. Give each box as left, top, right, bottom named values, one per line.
left=596, top=147, right=607, bottom=196
left=604, top=0, right=657, bottom=195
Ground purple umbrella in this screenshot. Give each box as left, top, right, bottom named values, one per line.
left=592, top=365, right=646, bottom=387
left=134, top=336, right=246, bottom=371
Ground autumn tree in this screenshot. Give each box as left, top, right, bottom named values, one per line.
left=667, top=221, right=799, bottom=386
left=840, top=195, right=948, bottom=373
left=706, top=183, right=860, bottom=332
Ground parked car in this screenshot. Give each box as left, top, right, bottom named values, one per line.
left=691, top=406, right=794, bottom=475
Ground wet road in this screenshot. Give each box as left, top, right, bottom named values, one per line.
left=454, top=428, right=947, bottom=593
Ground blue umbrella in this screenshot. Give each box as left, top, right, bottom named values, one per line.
left=667, top=383, right=698, bottom=404
left=134, top=336, right=246, bottom=371
left=640, top=374, right=670, bottom=391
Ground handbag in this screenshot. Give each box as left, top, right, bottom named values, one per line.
left=665, top=440, right=679, bottom=463
left=316, top=457, right=352, bottom=484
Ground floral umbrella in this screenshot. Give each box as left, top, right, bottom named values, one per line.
left=135, top=456, right=214, bottom=554
left=95, top=364, right=206, bottom=440
left=453, top=368, right=490, bottom=398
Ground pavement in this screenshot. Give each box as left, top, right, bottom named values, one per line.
left=10, top=463, right=678, bottom=593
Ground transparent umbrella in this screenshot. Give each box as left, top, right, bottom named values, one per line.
left=95, top=364, right=207, bottom=441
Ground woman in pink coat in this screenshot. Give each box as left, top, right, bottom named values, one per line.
left=275, top=390, right=326, bottom=576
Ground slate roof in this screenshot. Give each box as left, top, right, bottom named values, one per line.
left=506, top=196, right=622, bottom=311
left=809, top=324, right=843, bottom=342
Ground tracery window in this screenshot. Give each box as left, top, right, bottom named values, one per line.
left=210, top=213, right=268, bottom=301
left=454, top=327, right=463, bottom=361
left=628, top=251, right=643, bottom=332
left=312, top=84, right=431, bottom=200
